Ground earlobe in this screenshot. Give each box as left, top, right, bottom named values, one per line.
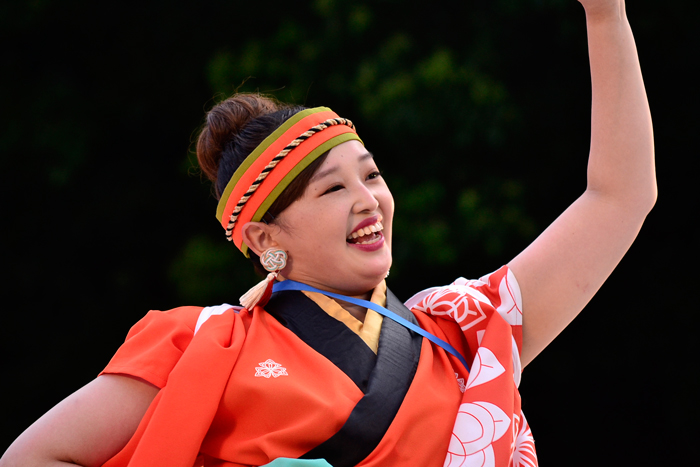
left=239, top=223, right=287, bottom=310
left=241, top=222, right=279, bottom=257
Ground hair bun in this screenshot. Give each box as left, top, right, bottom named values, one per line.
left=196, top=94, right=281, bottom=186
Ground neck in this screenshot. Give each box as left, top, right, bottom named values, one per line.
left=276, top=276, right=375, bottom=322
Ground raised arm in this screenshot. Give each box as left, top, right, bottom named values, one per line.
left=509, top=0, right=656, bottom=366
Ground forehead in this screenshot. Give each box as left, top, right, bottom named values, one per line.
left=323, top=141, right=375, bottom=170
left=309, top=141, right=375, bottom=184
left=327, top=139, right=370, bottom=159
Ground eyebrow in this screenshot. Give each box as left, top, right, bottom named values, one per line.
left=309, top=151, right=375, bottom=184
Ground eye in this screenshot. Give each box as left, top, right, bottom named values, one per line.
left=367, top=170, right=383, bottom=180
left=322, top=184, right=344, bottom=195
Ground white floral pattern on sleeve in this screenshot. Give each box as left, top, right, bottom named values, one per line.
left=408, top=266, right=537, bottom=467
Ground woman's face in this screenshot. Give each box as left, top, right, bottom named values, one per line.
left=270, top=140, right=394, bottom=298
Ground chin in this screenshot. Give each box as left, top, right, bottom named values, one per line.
left=337, top=267, right=386, bottom=294
left=361, top=263, right=392, bottom=286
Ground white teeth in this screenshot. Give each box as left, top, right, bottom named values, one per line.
left=356, top=235, right=381, bottom=245
left=347, top=220, right=384, bottom=240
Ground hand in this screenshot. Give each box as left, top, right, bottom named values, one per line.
left=578, top=0, right=625, bottom=22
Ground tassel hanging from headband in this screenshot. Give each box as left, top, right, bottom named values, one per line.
left=239, top=248, right=288, bottom=310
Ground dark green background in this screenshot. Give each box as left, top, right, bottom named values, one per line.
left=2, top=0, right=695, bottom=464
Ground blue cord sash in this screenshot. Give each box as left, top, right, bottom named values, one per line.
left=272, top=280, right=470, bottom=372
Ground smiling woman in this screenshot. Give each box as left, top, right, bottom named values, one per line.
left=1, top=1, right=656, bottom=466
left=242, top=139, right=394, bottom=301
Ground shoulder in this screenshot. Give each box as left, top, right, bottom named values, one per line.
left=102, top=304, right=244, bottom=388
left=126, top=306, right=202, bottom=335
left=126, top=303, right=245, bottom=337
left=405, top=265, right=523, bottom=328
left=406, top=266, right=525, bottom=382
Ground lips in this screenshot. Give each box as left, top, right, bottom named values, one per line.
left=347, top=215, right=384, bottom=244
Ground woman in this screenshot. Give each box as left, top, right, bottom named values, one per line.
left=0, top=0, right=655, bottom=466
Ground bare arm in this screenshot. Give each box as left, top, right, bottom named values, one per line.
left=0, top=375, right=159, bottom=467
left=509, top=0, right=656, bottom=366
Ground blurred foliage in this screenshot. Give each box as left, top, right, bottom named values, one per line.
left=1, top=0, right=695, bottom=463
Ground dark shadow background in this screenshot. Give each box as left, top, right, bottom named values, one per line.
left=1, top=0, right=696, bottom=464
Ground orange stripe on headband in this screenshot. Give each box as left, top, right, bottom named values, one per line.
left=215, top=107, right=362, bottom=256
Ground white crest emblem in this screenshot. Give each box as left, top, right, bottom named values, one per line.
left=255, top=359, right=288, bottom=378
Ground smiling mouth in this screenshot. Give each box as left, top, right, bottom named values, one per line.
left=347, top=219, right=384, bottom=245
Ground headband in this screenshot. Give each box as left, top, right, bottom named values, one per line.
left=215, top=107, right=362, bottom=257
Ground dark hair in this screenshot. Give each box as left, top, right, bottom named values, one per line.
left=196, top=93, right=328, bottom=275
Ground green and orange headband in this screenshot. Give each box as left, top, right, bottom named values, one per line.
left=215, top=107, right=362, bottom=257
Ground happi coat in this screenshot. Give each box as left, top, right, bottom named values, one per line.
left=100, top=266, right=537, bottom=467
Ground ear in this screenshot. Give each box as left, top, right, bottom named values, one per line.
left=241, top=221, right=280, bottom=257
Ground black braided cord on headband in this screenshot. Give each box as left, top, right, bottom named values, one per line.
left=225, top=117, right=355, bottom=240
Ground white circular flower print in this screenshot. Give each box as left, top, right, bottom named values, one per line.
left=444, top=402, right=511, bottom=467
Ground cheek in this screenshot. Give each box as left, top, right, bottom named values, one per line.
left=380, top=190, right=395, bottom=217
left=298, top=212, right=343, bottom=246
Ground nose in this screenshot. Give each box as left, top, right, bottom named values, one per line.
left=352, top=182, right=379, bottom=214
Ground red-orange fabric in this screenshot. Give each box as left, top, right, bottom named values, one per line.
left=410, top=266, right=537, bottom=466
left=100, top=266, right=535, bottom=467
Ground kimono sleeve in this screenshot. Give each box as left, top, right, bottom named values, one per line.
left=99, top=306, right=203, bottom=388
left=408, top=265, right=523, bottom=357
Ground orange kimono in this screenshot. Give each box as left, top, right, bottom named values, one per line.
left=101, top=266, right=537, bottom=467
